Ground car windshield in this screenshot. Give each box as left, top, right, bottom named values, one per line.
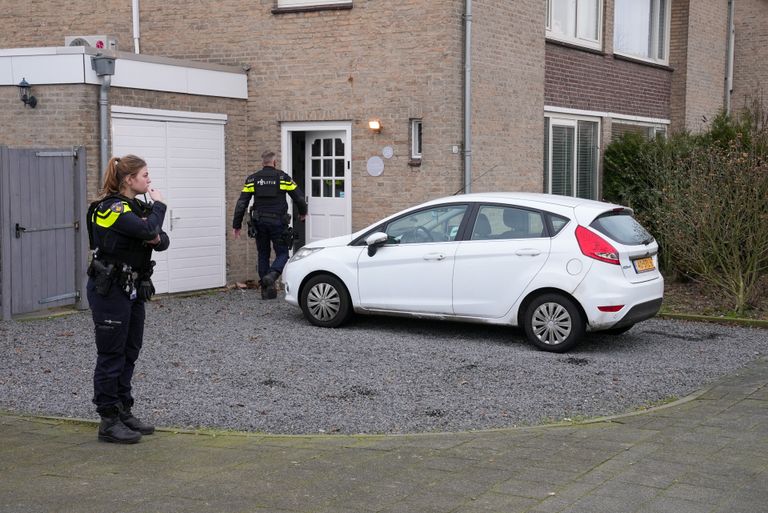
left=590, top=211, right=654, bottom=245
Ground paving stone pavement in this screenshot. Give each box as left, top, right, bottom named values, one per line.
left=1, top=358, right=767, bottom=513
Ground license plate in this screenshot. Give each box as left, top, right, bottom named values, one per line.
left=633, top=256, right=655, bottom=273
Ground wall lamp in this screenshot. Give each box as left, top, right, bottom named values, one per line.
left=368, top=119, right=382, bottom=133
left=18, top=78, right=37, bottom=108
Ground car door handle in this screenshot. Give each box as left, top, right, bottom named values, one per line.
left=515, top=249, right=541, bottom=256
left=423, top=253, right=446, bottom=261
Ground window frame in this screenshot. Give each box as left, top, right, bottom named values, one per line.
left=544, top=113, right=601, bottom=200
left=545, top=0, right=604, bottom=51
left=273, top=0, right=352, bottom=13
left=411, top=119, right=423, bottom=160
left=613, top=0, right=671, bottom=65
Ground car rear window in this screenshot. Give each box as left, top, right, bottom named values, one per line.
left=590, top=211, right=653, bottom=245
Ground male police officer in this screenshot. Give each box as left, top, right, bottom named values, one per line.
left=232, top=150, right=308, bottom=299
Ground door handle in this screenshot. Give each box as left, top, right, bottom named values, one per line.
left=15, top=223, right=26, bottom=238
left=170, top=210, right=182, bottom=230
left=515, top=248, right=541, bottom=256
left=423, top=253, right=446, bottom=261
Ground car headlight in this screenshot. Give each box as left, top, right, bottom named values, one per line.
left=288, top=247, right=324, bottom=263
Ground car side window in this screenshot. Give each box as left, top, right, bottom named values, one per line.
left=471, top=206, right=545, bottom=240
left=385, top=205, right=467, bottom=244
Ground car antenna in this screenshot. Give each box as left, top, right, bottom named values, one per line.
left=452, top=164, right=500, bottom=195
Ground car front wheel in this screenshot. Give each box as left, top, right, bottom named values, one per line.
left=300, top=274, right=352, bottom=328
left=522, top=293, right=585, bottom=353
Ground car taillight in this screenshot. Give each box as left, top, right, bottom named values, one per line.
left=575, top=225, right=620, bottom=265
left=598, top=305, right=624, bottom=312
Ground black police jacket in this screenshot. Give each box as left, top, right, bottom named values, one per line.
left=232, top=167, right=308, bottom=229
left=89, top=195, right=170, bottom=273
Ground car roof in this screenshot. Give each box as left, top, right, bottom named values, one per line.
left=422, top=192, right=621, bottom=210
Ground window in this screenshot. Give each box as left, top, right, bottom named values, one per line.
left=544, top=115, right=599, bottom=200
left=276, top=0, right=351, bottom=9
left=546, top=0, right=602, bottom=50
left=614, top=0, right=669, bottom=63
left=611, top=121, right=668, bottom=142
left=411, top=119, right=423, bottom=160
left=471, top=206, right=545, bottom=240
left=384, top=205, right=467, bottom=244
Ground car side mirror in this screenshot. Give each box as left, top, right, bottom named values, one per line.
left=365, top=231, right=388, bottom=257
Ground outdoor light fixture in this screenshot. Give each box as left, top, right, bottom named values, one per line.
left=368, top=119, right=382, bottom=133
left=18, top=78, right=37, bottom=108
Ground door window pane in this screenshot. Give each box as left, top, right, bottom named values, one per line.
left=311, top=180, right=321, bottom=197
left=335, top=179, right=345, bottom=198
left=311, top=159, right=321, bottom=177
left=311, top=139, right=321, bottom=157
left=335, top=138, right=344, bottom=156
left=335, top=159, right=345, bottom=177
left=323, top=160, right=332, bottom=177
left=472, top=206, right=544, bottom=240
left=323, top=138, right=332, bottom=156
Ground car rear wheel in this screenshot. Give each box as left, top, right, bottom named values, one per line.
left=300, top=274, right=352, bottom=328
left=523, top=293, right=585, bottom=353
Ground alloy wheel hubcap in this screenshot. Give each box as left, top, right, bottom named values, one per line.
left=531, top=302, right=572, bottom=345
left=307, top=283, right=341, bottom=321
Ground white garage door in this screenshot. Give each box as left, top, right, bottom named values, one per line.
left=111, top=107, right=227, bottom=294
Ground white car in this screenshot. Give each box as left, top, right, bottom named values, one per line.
left=283, top=192, right=663, bottom=352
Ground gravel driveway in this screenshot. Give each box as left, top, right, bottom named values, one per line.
left=1, top=288, right=766, bottom=435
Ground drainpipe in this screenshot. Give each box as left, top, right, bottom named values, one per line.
left=724, top=0, right=735, bottom=115
left=463, top=0, right=473, bottom=194
left=91, top=55, right=116, bottom=183
left=132, top=0, right=141, bottom=54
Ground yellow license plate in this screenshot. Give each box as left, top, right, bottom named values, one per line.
left=633, top=256, right=655, bottom=273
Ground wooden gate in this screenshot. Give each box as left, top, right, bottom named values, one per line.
left=0, top=147, right=89, bottom=319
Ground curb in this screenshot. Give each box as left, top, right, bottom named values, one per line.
left=658, top=312, right=768, bottom=329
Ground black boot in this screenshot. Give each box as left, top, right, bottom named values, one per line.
left=261, top=271, right=280, bottom=300
left=119, top=404, right=155, bottom=435
left=98, top=407, right=142, bottom=444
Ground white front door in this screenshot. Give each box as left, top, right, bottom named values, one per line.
left=305, top=131, right=350, bottom=243
left=111, top=108, right=227, bottom=294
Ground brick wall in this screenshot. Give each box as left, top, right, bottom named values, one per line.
left=683, top=0, right=729, bottom=132
left=0, top=84, right=100, bottom=185
left=669, top=0, right=690, bottom=133
left=732, top=0, right=768, bottom=112
left=545, top=43, right=672, bottom=121
left=470, top=0, right=545, bottom=193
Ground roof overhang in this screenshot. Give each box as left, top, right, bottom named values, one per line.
left=0, top=46, right=248, bottom=99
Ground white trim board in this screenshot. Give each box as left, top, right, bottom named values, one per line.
left=0, top=47, right=247, bottom=99
left=545, top=106, right=670, bottom=125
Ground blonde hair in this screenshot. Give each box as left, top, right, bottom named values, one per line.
left=99, top=154, right=147, bottom=198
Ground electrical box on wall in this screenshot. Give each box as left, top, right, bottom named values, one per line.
left=65, top=35, right=117, bottom=51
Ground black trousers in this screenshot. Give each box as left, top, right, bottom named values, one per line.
left=87, top=277, right=146, bottom=415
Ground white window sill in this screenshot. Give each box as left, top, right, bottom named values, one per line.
left=545, top=32, right=602, bottom=52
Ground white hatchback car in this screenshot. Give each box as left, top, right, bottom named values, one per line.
left=283, top=192, right=663, bottom=352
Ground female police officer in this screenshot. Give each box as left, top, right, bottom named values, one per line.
left=86, top=155, right=169, bottom=443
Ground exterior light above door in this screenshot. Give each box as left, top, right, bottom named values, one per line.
left=368, top=119, right=382, bottom=133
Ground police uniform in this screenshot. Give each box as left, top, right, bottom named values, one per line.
left=232, top=165, right=308, bottom=298
left=86, top=195, right=169, bottom=443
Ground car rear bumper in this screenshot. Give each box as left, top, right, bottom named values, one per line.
left=609, top=298, right=663, bottom=330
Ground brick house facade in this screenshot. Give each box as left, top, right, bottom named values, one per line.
left=0, top=0, right=764, bottom=298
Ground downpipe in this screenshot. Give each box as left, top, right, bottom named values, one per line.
left=463, top=0, right=473, bottom=194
